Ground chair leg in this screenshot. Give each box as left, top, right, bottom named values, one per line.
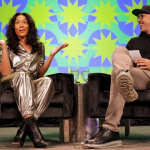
left=125, top=119, right=130, bottom=137
left=59, top=119, right=70, bottom=142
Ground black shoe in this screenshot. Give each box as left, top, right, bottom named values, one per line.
left=84, top=127, right=122, bottom=148
left=12, top=121, right=27, bottom=148
left=84, top=136, right=95, bottom=144
left=25, top=116, right=48, bottom=148
left=84, top=128, right=103, bottom=144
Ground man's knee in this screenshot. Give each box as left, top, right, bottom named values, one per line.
left=113, top=46, right=128, bottom=54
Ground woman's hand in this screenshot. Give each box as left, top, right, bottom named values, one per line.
left=0, top=40, right=7, bottom=50
left=135, top=58, right=150, bottom=70
left=0, top=40, right=6, bottom=47
left=38, top=43, right=69, bottom=77
left=0, top=40, right=11, bottom=75
left=50, top=43, right=69, bottom=58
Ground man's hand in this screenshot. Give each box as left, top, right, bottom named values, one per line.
left=135, top=58, right=150, bottom=70
left=50, top=43, right=69, bottom=58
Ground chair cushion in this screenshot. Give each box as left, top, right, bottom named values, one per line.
left=1, top=89, right=63, bottom=106
left=1, top=89, right=15, bottom=105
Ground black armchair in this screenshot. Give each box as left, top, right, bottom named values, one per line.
left=88, top=73, right=150, bottom=136
left=0, top=73, right=74, bottom=142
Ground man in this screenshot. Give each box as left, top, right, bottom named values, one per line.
left=84, top=5, right=150, bottom=149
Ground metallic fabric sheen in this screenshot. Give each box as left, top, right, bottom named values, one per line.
left=0, top=45, right=45, bottom=77
left=0, top=45, right=55, bottom=118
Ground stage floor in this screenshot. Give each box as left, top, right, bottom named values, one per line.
left=0, top=126, right=150, bottom=150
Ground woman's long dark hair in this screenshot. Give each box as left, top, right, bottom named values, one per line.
left=6, top=12, right=43, bottom=54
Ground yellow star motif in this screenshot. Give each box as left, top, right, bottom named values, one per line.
left=0, top=0, right=20, bottom=29
left=59, top=0, right=87, bottom=28
left=40, top=32, right=55, bottom=56
left=28, top=0, right=54, bottom=28
left=61, top=33, right=87, bottom=63
left=92, top=0, right=119, bottom=29
left=92, top=33, right=117, bottom=62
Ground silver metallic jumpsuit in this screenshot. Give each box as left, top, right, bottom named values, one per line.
left=0, top=45, right=55, bottom=119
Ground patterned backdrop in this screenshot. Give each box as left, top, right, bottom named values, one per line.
left=0, top=0, right=149, bottom=82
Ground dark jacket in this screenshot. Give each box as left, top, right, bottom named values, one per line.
left=126, top=32, right=150, bottom=60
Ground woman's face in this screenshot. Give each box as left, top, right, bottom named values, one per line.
left=14, top=15, right=29, bottom=39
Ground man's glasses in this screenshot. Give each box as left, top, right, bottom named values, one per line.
left=137, top=14, right=146, bottom=20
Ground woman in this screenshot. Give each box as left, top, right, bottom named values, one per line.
left=0, top=12, right=68, bottom=148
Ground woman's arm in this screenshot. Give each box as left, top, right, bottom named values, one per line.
left=0, top=40, right=11, bottom=76
left=37, top=43, right=69, bottom=77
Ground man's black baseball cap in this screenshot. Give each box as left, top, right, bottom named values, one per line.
left=132, top=5, right=150, bottom=16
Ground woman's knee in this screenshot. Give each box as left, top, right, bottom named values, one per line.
left=42, top=77, right=53, bottom=85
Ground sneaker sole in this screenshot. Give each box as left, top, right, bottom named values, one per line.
left=116, top=73, right=138, bottom=102
left=83, top=140, right=122, bottom=149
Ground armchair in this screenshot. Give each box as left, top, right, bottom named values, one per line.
left=0, top=73, right=74, bottom=142
left=88, top=73, right=150, bottom=136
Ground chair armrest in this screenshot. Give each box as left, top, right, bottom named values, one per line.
left=47, top=73, right=74, bottom=118
left=88, top=73, right=111, bottom=117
